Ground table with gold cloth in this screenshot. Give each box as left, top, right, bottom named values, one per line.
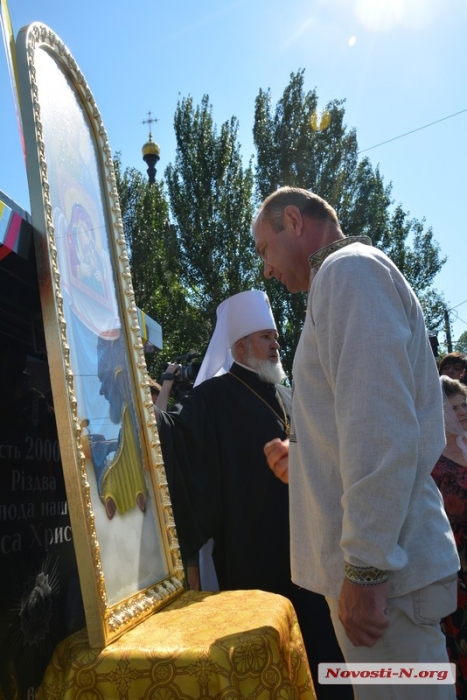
left=38, top=589, right=315, bottom=700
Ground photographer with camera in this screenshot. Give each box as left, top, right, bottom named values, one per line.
left=155, top=353, right=203, bottom=409
left=155, top=290, right=349, bottom=700
left=154, top=363, right=182, bottom=411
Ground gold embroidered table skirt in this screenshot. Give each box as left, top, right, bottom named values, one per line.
left=38, top=589, right=315, bottom=700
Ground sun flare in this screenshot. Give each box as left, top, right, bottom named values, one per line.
left=356, top=0, right=404, bottom=32
left=355, top=0, right=441, bottom=32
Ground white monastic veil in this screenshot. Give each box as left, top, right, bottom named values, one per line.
left=441, top=377, right=467, bottom=462
left=194, top=290, right=278, bottom=591
left=194, top=290, right=277, bottom=388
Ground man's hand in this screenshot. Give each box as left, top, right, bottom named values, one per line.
left=338, top=578, right=390, bottom=647
left=161, top=363, right=182, bottom=381
left=264, top=438, right=289, bottom=484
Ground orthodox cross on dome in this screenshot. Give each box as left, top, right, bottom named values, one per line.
left=142, top=111, right=159, bottom=140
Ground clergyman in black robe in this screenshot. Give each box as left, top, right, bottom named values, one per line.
left=157, top=360, right=351, bottom=700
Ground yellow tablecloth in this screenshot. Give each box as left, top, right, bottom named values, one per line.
left=38, top=589, right=315, bottom=700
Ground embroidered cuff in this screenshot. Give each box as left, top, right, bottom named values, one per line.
left=344, top=563, right=388, bottom=586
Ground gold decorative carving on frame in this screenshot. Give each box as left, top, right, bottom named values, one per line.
left=18, top=22, right=184, bottom=646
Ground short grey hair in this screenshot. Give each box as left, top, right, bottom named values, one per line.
left=231, top=334, right=249, bottom=360
left=257, top=186, right=341, bottom=233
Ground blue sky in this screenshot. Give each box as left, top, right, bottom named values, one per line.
left=1, top=0, right=466, bottom=345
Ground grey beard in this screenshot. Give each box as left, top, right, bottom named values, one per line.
left=245, top=351, right=287, bottom=385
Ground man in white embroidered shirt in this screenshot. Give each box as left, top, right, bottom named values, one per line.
left=253, top=186, right=459, bottom=700
left=156, top=290, right=351, bottom=700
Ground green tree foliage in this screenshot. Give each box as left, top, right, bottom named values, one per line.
left=114, top=154, right=202, bottom=377
left=416, top=289, right=447, bottom=334
left=380, top=207, right=446, bottom=295
left=117, top=72, right=447, bottom=383
left=165, top=95, right=258, bottom=353
left=253, top=69, right=446, bottom=372
left=455, top=330, right=467, bottom=354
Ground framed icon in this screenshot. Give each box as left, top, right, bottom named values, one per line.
left=16, top=22, right=184, bottom=648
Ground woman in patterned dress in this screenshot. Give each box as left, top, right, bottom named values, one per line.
left=432, top=375, right=467, bottom=698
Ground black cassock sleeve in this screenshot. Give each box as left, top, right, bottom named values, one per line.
left=157, top=388, right=221, bottom=562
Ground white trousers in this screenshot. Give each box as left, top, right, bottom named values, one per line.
left=325, top=575, right=457, bottom=700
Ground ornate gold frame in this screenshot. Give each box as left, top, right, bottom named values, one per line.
left=15, top=23, right=184, bottom=648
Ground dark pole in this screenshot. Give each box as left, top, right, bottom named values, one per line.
left=444, top=308, right=453, bottom=353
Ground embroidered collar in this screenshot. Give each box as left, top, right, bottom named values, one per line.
left=308, top=236, right=372, bottom=273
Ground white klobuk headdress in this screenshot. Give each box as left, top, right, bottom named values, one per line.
left=441, top=376, right=467, bottom=462
left=194, top=290, right=277, bottom=387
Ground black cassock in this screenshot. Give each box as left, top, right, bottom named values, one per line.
left=158, top=361, right=351, bottom=700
